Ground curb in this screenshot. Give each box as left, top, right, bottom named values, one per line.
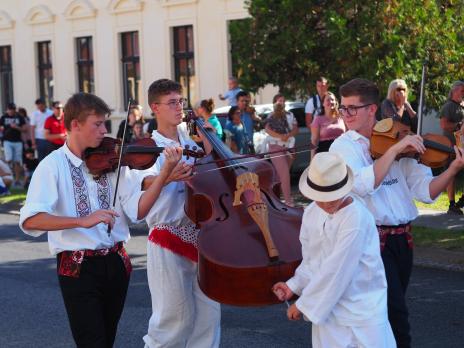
left=414, top=258, right=464, bottom=272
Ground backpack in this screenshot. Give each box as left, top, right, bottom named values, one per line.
left=311, top=94, right=323, bottom=116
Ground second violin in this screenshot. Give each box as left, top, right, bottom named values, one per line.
left=370, top=118, right=455, bottom=168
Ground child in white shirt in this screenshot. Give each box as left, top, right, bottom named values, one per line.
left=273, top=152, right=396, bottom=348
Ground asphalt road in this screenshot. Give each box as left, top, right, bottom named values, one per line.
left=1, top=212, right=464, bottom=347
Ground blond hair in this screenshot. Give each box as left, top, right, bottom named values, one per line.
left=387, top=79, right=408, bottom=101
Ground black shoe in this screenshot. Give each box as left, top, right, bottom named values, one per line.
left=447, top=204, right=463, bottom=215
left=456, top=196, right=464, bottom=208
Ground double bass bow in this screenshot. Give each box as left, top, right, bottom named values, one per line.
left=184, top=111, right=303, bottom=306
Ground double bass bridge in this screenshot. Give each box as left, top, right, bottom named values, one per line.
left=233, top=172, right=279, bottom=260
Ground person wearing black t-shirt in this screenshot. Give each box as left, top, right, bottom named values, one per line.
left=0, top=102, right=26, bottom=185
left=23, top=148, right=39, bottom=189
left=117, top=105, right=144, bottom=143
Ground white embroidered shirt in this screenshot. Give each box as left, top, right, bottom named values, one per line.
left=19, top=142, right=143, bottom=255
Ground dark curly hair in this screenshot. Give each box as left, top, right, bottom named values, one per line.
left=148, top=79, right=182, bottom=106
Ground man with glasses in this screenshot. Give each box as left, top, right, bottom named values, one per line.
left=133, top=79, right=220, bottom=348
left=329, top=78, right=464, bottom=348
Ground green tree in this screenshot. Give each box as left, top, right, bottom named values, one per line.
left=230, top=0, right=463, bottom=108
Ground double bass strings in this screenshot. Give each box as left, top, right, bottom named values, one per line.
left=194, top=148, right=312, bottom=174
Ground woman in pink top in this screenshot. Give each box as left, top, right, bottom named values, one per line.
left=310, top=92, right=346, bottom=160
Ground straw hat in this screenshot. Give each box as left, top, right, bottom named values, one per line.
left=299, top=152, right=354, bottom=202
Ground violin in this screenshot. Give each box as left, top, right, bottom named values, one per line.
left=371, top=62, right=455, bottom=168
left=184, top=111, right=303, bottom=306
left=370, top=118, right=454, bottom=168
left=83, top=137, right=204, bottom=176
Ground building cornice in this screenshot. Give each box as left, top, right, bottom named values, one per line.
left=64, top=0, right=97, bottom=20
left=160, top=0, right=199, bottom=7
left=107, top=0, right=144, bottom=14
left=0, top=10, right=14, bottom=29
left=25, top=5, right=55, bottom=25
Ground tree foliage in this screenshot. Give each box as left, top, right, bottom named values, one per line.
left=230, top=0, right=464, bottom=108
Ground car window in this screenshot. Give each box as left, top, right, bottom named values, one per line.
left=289, top=107, right=305, bottom=127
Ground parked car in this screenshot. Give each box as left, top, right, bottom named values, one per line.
left=213, top=102, right=310, bottom=176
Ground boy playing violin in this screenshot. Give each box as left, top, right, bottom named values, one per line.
left=19, top=92, right=183, bottom=347
left=329, top=78, right=464, bottom=348
left=135, top=79, right=220, bottom=348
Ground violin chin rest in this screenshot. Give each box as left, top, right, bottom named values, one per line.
left=374, top=118, right=393, bottom=133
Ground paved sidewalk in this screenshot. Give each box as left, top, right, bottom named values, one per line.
left=415, top=208, right=464, bottom=231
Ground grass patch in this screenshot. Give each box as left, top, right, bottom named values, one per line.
left=413, top=226, right=464, bottom=250
left=0, top=187, right=26, bottom=205
left=415, top=191, right=455, bottom=211
left=415, top=170, right=464, bottom=211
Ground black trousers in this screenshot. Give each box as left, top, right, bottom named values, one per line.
left=381, top=234, right=413, bottom=348
left=57, top=253, right=130, bottom=348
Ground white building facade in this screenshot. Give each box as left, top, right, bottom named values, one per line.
left=0, top=0, right=276, bottom=135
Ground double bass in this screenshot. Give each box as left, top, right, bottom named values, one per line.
left=184, top=112, right=303, bottom=306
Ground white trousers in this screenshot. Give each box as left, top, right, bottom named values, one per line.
left=312, top=321, right=396, bottom=348
left=143, top=242, right=221, bottom=348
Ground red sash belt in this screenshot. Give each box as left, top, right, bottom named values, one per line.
left=57, top=242, right=132, bottom=278
left=149, top=227, right=198, bottom=262
left=377, top=223, right=413, bottom=252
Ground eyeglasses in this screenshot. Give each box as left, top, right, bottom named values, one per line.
left=155, top=98, right=187, bottom=109
left=339, top=103, right=373, bottom=117
left=396, top=87, right=406, bottom=92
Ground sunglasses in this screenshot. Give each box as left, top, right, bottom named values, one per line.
left=396, top=87, right=406, bottom=92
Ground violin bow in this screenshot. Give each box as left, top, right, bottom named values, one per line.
left=107, top=98, right=133, bottom=237
left=417, top=61, right=427, bottom=136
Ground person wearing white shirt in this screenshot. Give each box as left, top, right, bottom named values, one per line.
left=30, top=98, right=54, bottom=161
left=305, top=76, right=329, bottom=128
left=273, top=152, right=395, bottom=348
left=329, top=78, right=464, bottom=348
left=134, top=79, right=220, bottom=348
left=19, top=92, right=183, bottom=348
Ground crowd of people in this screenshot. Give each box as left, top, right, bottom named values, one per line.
left=5, top=73, right=464, bottom=348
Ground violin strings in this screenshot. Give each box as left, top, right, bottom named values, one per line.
left=194, top=148, right=312, bottom=174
